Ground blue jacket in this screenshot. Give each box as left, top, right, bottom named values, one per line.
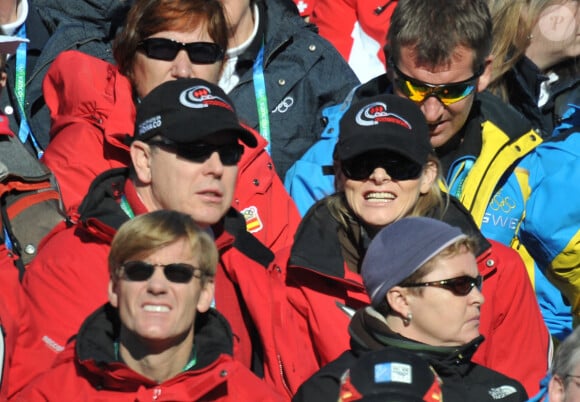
left=227, top=0, right=359, bottom=180
left=517, top=105, right=580, bottom=322
left=285, top=73, right=574, bottom=338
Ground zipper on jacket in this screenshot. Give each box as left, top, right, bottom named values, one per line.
left=277, top=354, right=292, bottom=397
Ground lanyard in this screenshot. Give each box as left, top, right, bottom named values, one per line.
left=252, top=44, right=271, bottom=154
left=14, top=24, right=43, bottom=158
left=119, top=195, right=135, bottom=219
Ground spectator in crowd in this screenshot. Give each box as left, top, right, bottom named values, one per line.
left=0, top=0, right=129, bottom=157
left=309, top=0, right=398, bottom=83
left=41, top=0, right=300, bottom=252
left=487, top=0, right=580, bottom=328
left=336, top=347, right=443, bottom=402
left=285, top=0, right=575, bottom=343
left=14, top=210, right=284, bottom=401
left=19, top=79, right=294, bottom=399
left=217, top=0, right=359, bottom=181
left=0, top=35, right=68, bottom=399
left=487, top=0, right=579, bottom=137
left=279, top=94, right=549, bottom=396
left=548, top=325, right=580, bottom=402
left=294, top=217, right=528, bottom=402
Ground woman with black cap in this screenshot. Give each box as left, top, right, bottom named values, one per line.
left=275, top=94, right=549, bottom=397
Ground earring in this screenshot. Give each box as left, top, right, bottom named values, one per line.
left=403, top=312, right=413, bottom=325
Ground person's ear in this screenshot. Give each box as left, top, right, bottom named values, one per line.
left=196, top=279, right=215, bottom=313
left=0, top=71, right=7, bottom=89
left=386, top=286, right=411, bottom=317
left=548, top=374, right=566, bottom=402
left=131, top=140, right=153, bottom=184
left=108, top=278, right=119, bottom=308
left=476, top=55, right=494, bottom=92
left=419, top=161, right=438, bottom=194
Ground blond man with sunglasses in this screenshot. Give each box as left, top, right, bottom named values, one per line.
left=14, top=210, right=284, bottom=401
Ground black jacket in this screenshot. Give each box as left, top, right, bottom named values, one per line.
left=293, top=307, right=528, bottom=402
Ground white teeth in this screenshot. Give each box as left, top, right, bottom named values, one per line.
left=143, top=305, right=170, bottom=312
left=365, top=192, right=395, bottom=201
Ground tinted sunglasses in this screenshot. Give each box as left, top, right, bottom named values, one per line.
left=137, top=38, right=225, bottom=64
left=341, top=150, right=423, bottom=181
left=401, top=275, right=483, bottom=296
left=148, top=138, right=244, bottom=166
left=389, top=59, right=483, bottom=106
left=121, top=260, right=209, bottom=283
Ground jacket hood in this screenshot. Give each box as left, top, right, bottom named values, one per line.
left=289, top=194, right=491, bottom=280
left=76, top=303, right=234, bottom=370
left=77, top=168, right=131, bottom=242
left=289, top=198, right=347, bottom=278
left=34, top=0, right=130, bottom=34
left=43, top=51, right=135, bottom=148
left=349, top=307, right=483, bottom=378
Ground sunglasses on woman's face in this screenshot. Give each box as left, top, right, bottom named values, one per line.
left=401, top=275, right=483, bottom=296
left=389, top=59, right=483, bottom=106
left=120, top=260, right=210, bottom=284
left=340, top=150, right=423, bottom=181
left=147, top=138, right=244, bottom=166
left=137, top=38, right=225, bottom=64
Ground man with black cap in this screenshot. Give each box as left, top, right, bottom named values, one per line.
left=18, top=78, right=291, bottom=398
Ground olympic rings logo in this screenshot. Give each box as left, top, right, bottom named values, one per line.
left=273, top=97, right=294, bottom=113
left=489, top=193, right=517, bottom=213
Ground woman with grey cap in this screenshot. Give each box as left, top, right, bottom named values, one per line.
left=278, top=93, right=548, bottom=397
left=295, top=217, right=528, bottom=402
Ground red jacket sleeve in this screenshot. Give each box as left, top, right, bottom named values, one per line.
left=473, top=240, right=550, bottom=396
left=42, top=50, right=134, bottom=213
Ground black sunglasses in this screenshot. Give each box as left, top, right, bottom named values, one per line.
left=401, top=275, right=483, bottom=296
left=137, top=38, right=225, bottom=64
left=121, top=260, right=210, bottom=284
left=389, top=58, right=483, bottom=106
left=341, top=150, right=423, bottom=181
left=147, top=138, right=244, bottom=166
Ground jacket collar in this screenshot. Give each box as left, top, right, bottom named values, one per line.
left=75, top=304, right=234, bottom=374
left=349, top=307, right=484, bottom=377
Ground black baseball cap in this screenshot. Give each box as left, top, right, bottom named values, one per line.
left=336, top=94, right=432, bottom=164
left=134, top=78, right=257, bottom=147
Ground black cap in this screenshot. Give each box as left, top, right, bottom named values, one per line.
left=336, top=94, right=431, bottom=164
left=337, top=347, right=443, bottom=402
left=134, top=78, right=257, bottom=147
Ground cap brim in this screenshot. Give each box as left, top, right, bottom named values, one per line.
left=337, top=135, right=426, bottom=166
left=0, top=35, right=28, bottom=54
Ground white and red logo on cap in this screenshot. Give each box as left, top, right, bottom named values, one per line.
left=179, top=85, right=234, bottom=111
left=355, top=101, right=411, bottom=130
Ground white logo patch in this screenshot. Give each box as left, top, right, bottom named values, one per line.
left=488, top=385, right=518, bottom=399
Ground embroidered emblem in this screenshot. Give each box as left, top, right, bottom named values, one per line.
left=273, top=96, right=294, bottom=113
left=355, top=101, right=411, bottom=129
left=242, top=206, right=263, bottom=233
left=488, top=385, right=518, bottom=399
